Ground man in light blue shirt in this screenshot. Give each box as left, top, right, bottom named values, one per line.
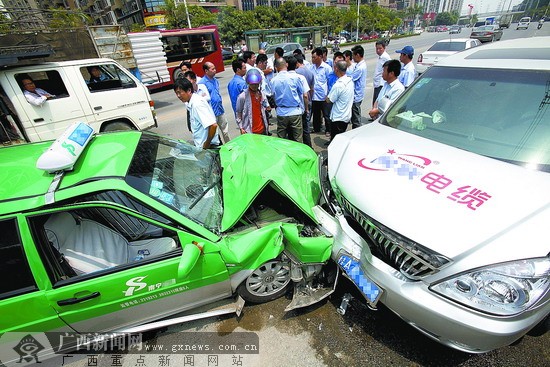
left=351, top=45, right=367, bottom=129
left=395, top=45, right=418, bottom=88
left=327, top=60, right=354, bottom=142
left=199, top=62, right=230, bottom=143
left=271, top=58, right=305, bottom=142
left=368, top=60, right=405, bottom=120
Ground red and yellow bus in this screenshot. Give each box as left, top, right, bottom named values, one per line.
left=129, top=25, right=225, bottom=90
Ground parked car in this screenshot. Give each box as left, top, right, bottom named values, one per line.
left=470, top=24, right=503, bottom=42
left=221, top=48, right=234, bottom=60
left=317, top=36, right=550, bottom=353
left=265, top=42, right=305, bottom=58
left=449, top=25, right=461, bottom=34
left=0, top=126, right=336, bottom=364
left=517, top=16, right=531, bottom=29
left=416, top=38, right=481, bottom=73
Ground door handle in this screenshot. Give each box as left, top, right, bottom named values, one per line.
left=33, top=118, right=44, bottom=122
left=57, top=291, right=100, bottom=306
left=94, top=106, right=102, bottom=111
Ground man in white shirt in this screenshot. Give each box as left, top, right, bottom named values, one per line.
left=21, top=78, right=54, bottom=106
left=368, top=59, right=405, bottom=120
left=395, top=45, right=418, bottom=88
left=372, top=40, right=391, bottom=105
left=174, top=77, right=220, bottom=149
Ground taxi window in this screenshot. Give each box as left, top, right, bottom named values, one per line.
left=29, top=205, right=180, bottom=285
left=0, top=218, right=37, bottom=299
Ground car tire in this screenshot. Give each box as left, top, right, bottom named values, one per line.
left=102, top=121, right=135, bottom=132
left=237, top=259, right=291, bottom=304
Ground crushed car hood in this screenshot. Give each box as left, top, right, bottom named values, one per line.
left=328, top=123, right=550, bottom=258
left=219, top=134, right=321, bottom=232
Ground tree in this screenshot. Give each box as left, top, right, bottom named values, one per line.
left=435, top=12, right=457, bottom=26
left=253, top=6, right=282, bottom=29
left=164, top=0, right=216, bottom=28
left=47, top=9, right=92, bottom=29
left=278, top=2, right=315, bottom=28
left=217, top=7, right=260, bottom=47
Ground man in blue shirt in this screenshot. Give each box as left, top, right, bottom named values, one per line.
left=271, top=58, right=305, bottom=142
left=199, top=62, right=230, bottom=143
left=309, top=47, right=332, bottom=135
left=227, top=58, right=247, bottom=118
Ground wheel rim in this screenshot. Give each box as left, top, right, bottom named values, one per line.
left=245, top=261, right=290, bottom=297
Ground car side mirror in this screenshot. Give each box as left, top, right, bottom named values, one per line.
left=177, top=242, right=201, bottom=279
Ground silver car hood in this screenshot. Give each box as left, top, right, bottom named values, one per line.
left=327, top=123, right=550, bottom=259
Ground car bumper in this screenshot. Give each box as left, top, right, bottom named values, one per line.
left=313, top=205, right=544, bottom=353
left=471, top=35, right=493, bottom=42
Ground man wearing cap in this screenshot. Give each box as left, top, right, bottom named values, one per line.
left=395, top=45, right=418, bottom=88
left=235, top=69, right=270, bottom=135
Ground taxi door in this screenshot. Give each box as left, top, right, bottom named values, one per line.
left=29, top=205, right=231, bottom=333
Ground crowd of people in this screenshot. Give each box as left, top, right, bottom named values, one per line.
left=174, top=41, right=418, bottom=150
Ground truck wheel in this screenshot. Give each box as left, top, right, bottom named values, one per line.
left=102, top=121, right=134, bottom=132
left=237, top=260, right=291, bottom=304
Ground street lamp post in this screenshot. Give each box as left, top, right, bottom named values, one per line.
left=356, top=0, right=360, bottom=42
left=183, top=0, right=192, bottom=29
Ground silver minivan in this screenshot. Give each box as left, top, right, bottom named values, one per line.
left=317, top=37, right=550, bottom=353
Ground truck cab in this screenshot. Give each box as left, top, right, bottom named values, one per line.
left=0, top=58, right=156, bottom=144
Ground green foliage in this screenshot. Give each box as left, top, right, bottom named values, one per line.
left=435, top=12, right=458, bottom=26
left=0, top=12, right=12, bottom=33
left=130, top=23, right=147, bottom=32
left=217, top=7, right=260, bottom=47
left=165, top=0, right=216, bottom=29
left=47, top=9, right=92, bottom=29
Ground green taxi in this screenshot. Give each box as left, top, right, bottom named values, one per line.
left=0, top=123, right=335, bottom=363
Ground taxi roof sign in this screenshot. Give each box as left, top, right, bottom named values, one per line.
left=36, top=121, right=94, bottom=173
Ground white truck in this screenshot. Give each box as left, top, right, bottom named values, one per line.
left=0, top=26, right=158, bottom=144
left=0, top=57, right=157, bottom=143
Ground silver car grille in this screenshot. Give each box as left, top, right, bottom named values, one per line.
left=340, top=197, right=450, bottom=279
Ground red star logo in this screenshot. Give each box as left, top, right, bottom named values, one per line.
left=388, top=149, right=396, bottom=155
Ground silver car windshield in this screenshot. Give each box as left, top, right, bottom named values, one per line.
left=126, top=133, right=223, bottom=233
left=382, top=67, right=550, bottom=172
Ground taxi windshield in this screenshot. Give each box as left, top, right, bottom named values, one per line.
left=382, top=67, right=550, bottom=172
left=125, top=133, right=223, bottom=232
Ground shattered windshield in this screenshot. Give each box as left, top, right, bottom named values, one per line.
left=382, top=67, right=550, bottom=172
left=126, top=133, right=223, bottom=232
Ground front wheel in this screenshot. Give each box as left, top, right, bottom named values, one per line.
left=102, top=121, right=134, bottom=132
left=237, top=260, right=291, bottom=303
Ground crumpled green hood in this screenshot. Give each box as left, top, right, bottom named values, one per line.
left=219, top=134, right=321, bottom=232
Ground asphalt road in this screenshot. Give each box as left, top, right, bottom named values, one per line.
left=39, top=26, right=550, bottom=367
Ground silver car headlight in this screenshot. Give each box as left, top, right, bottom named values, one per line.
left=430, top=257, right=550, bottom=316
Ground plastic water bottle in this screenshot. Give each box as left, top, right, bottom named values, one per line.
left=337, top=293, right=353, bottom=315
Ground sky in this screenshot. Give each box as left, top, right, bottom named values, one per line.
left=460, top=0, right=525, bottom=16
